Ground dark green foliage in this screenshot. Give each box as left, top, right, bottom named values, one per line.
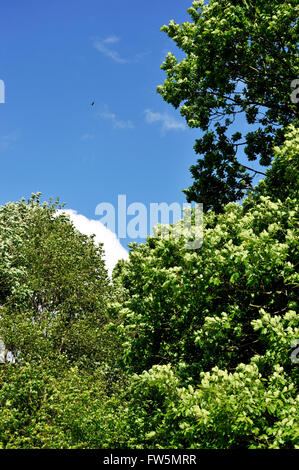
left=157, top=0, right=299, bottom=211
left=0, top=4, right=298, bottom=447
left=0, top=130, right=298, bottom=448
left=0, top=194, right=116, bottom=367
left=251, top=125, right=299, bottom=203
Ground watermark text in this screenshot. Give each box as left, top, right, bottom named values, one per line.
left=95, top=195, right=203, bottom=249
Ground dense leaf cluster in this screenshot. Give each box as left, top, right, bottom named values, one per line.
left=157, top=0, right=298, bottom=211
left=0, top=127, right=297, bottom=448
left=0, top=194, right=113, bottom=367
left=0, top=0, right=298, bottom=448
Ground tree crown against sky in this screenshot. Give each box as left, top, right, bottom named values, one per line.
left=107, top=126, right=298, bottom=449
left=157, top=0, right=299, bottom=212
left=0, top=194, right=116, bottom=367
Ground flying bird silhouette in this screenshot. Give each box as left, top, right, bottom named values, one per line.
left=91, top=101, right=95, bottom=106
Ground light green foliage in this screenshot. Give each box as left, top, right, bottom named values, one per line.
left=157, top=0, right=299, bottom=211
left=0, top=358, right=110, bottom=448
left=114, top=193, right=298, bottom=382
left=109, top=128, right=298, bottom=448
left=101, top=362, right=298, bottom=448
left=0, top=97, right=298, bottom=449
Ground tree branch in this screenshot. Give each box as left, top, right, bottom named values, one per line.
left=239, top=164, right=266, bottom=176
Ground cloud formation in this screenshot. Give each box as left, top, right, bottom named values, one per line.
left=102, top=35, right=120, bottom=45
left=98, top=108, right=134, bottom=130
left=93, top=36, right=149, bottom=64
left=57, top=209, right=129, bottom=276
left=93, top=36, right=129, bottom=64
left=144, top=109, right=186, bottom=133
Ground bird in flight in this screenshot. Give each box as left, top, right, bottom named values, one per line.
left=91, top=101, right=95, bottom=106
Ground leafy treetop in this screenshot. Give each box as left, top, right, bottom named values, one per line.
left=157, top=0, right=299, bottom=212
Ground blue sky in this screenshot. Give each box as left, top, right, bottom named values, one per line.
left=0, top=0, right=265, bottom=268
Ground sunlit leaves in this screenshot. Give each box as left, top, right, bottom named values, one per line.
left=158, top=0, right=299, bottom=211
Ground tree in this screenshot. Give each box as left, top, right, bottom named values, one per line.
left=108, top=128, right=298, bottom=448
left=0, top=194, right=115, bottom=367
left=252, top=124, right=299, bottom=202
left=114, top=196, right=298, bottom=382
left=112, top=127, right=299, bottom=383
left=0, top=194, right=127, bottom=449
left=157, top=0, right=299, bottom=212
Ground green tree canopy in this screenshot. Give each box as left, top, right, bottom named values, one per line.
left=0, top=194, right=114, bottom=367
left=252, top=124, right=299, bottom=202
left=113, top=126, right=299, bottom=382
left=107, top=127, right=298, bottom=449
left=157, top=0, right=299, bottom=212
left=0, top=195, right=125, bottom=449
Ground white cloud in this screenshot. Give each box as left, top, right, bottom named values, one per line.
left=56, top=209, right=129, bottom=276
left=93, top=36, right=149, bottom=64
left=103, top=35, right=120, bottom=45
left=144, top=109, right=185, bottom=133
left=93, top=37, right=129, bottom=64
left=98, top=109, right=134, bottom=129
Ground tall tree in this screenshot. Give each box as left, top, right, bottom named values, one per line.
left=0, top=194, right=114, bottom=367
left=157, top=0, right=298, bottom=212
